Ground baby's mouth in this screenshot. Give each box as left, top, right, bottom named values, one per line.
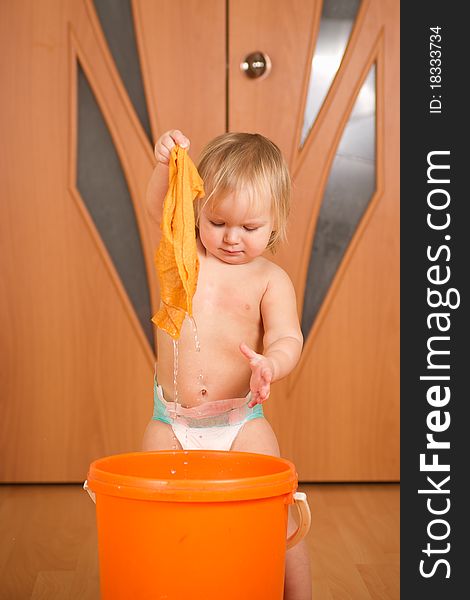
left=221, top=248, right=243, bottom=254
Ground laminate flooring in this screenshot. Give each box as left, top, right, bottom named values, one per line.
left=0, top=483, right=399, bottom=599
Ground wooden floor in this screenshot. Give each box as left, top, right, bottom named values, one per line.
left=0, top=483, right=399, bottom=599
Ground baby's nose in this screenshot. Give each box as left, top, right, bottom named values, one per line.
left=224, top=228, right=240, bottom=244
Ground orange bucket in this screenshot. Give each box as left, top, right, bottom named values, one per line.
left=85, top=450, right=310, bottom=600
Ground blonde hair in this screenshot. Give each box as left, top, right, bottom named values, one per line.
left=196, top=132, right=291, bottom=251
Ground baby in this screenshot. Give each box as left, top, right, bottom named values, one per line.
left=143, top=129, right=311, bottom=599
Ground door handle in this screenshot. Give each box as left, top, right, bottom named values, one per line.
left=241, top=52, right=271, bottom=79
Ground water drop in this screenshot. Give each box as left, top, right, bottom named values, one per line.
left=173, top=339, right=179, bottom=410
left=189, top=316, right=201, bottom=352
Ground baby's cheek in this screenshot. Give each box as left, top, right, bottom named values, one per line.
left=198, top=228, right=211, bottom=250
left=255, top=236, right=271, bottom=255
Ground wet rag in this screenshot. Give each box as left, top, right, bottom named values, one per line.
left=151, top=145, right=205, bottom=339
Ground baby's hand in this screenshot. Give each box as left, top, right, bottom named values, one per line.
left=154, top=129, right=190, bottom=165
left=239, top=343, right=274, bottom=408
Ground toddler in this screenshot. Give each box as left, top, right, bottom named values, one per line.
left=142, top=129, right=311, bottom=599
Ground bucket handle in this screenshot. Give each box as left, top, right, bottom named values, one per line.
left=286, top=492, right=311, bottom=550
left=83, top=480, right=96, bottom=504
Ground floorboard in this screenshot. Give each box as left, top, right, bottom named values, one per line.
left=0, top=483, right=399, bottom=599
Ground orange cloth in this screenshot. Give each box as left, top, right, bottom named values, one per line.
left=151, top=145, right=204, bottom=339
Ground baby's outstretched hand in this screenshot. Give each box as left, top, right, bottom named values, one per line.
left=239, top=343, right=274, bottom=408
left=154, top=129, right=190, bottom=165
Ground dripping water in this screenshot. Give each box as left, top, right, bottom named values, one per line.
left=189, top=316, right=201, bottom=352
left=190, top=316, right=207, bottom=402
left=172, top=339, right=179, bottom=450
left=172, top=339, right=179, bottom=407
left=170, top=317, right=203, bottom=453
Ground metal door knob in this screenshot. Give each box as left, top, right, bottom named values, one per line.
left=241, top=52, right=271, bottom=79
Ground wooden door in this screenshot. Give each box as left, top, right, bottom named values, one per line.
left=1, top=0, right=398, bottom=482
left=0, top=0, right=225, bottom=481
left=229, top=0, right=399, bottom=480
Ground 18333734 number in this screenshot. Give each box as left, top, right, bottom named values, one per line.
left=429, top=26, right=442, bottom=114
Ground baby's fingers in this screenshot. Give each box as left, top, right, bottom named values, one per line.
left=155, top=148, right=170, bottom=165
left=169, top=129, right=190, bottom=149
left=258, top=380, right=271, bottom=400
left=256, top=371, right=271, bottom=400
left=261, top=367, right=272, bottom=383
left=154, top=139, right=172, bottom=165
left=154, top=130, right=190, bottom=164
left=248, top=389, right=269, bottom=408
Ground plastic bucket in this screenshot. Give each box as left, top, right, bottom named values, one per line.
left=85, top=450, right=310, bottom=600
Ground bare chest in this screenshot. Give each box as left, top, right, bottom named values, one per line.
left=193, top=261, right=265, bottom=323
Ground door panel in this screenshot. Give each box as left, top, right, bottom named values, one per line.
left=0, top=0, right=225, bottom=481
left=230, top=0, right=399, bottom=480
left=229, top=0, right=320, bottom=165
left=133, top=0, right=226, bottom=162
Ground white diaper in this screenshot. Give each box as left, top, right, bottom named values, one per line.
left=170, top=420, right=245, bottom=451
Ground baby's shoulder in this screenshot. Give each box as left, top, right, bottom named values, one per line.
left=252, top=256, right=292, bottom=285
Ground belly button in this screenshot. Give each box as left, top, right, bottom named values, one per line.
left=201, top=388, right=207, bottom=395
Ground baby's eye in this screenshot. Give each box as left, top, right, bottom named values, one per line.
left=209, top=221, right=224, bottom=227
left=243, top=226, right=259, bottom=231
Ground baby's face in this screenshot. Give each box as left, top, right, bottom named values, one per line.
left=198, top=190, right=274, bottom=264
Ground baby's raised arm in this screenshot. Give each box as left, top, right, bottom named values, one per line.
left=241, top=265, right=303, bottom=407
left=146, top=129, right=190, bottom=243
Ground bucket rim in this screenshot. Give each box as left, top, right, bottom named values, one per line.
left=86, top=450, right=298, bottom=502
